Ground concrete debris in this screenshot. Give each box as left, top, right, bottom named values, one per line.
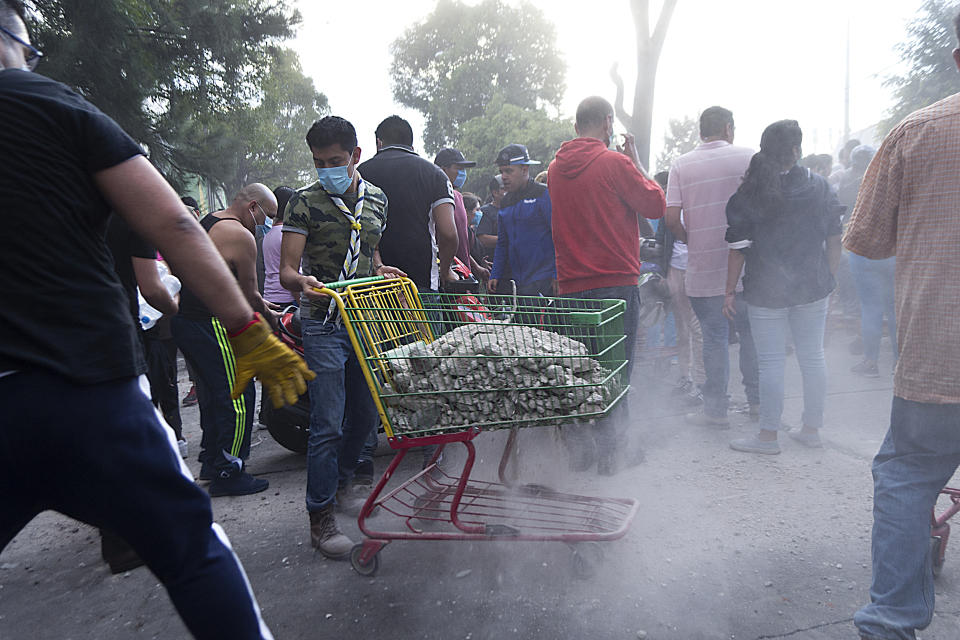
left=379, top=323, right=621, bottom=433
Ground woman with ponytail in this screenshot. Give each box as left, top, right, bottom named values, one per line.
left=721, top=120, right=844, bottom=455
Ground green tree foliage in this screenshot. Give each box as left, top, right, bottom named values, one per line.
left=216, top=49, right=328, bottom=196
left=29, top=0, right=327, bottom=194
left=655, top=116, right=699, bottom=172
left=390, top=0, right=566, bottom=152
left=455, top=98, right=572, bottom=195
left=882, top=0, right=960, bottom=133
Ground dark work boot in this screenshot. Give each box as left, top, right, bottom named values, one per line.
left=309, top=506, right=353, bottom=558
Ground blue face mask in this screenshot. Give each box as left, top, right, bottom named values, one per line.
left=257, top=216, right=273, bottom=236
left=316, top=164, right=353, bottom=195
left=472, top=209, right=483, bottom=227
left=453, top=168, right=467, bottom=189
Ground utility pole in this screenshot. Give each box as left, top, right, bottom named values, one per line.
left=843, top=18, right=851, bottom=143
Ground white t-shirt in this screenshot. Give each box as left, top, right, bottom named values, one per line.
left=671, top=241, right=689, bottom=270
left=671, top=210, right=689, bottom=270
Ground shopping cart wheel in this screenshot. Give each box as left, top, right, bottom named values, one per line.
left=931, top=537, right=945, bottom=578
left=350, top=543, right=381, bottom=577
left=570, top=542, right=605, bottom=580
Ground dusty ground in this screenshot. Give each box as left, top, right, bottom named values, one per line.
left=1, top=328, right=958, bottom=639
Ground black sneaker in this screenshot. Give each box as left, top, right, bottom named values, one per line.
left=209, top=470, right=269, bottom=497
left=684, top=386, right=704, bottom=406
left=354, top=459, right=374, bottom=480
left=100, top=530, right=145, bottom=574
left=851, top=359, right=879, bottom=378
left=198, top=462, right=215, bottom=482
left=848, top=336, right=864, bottom=356
left=671, top=376, right=693, bottom=396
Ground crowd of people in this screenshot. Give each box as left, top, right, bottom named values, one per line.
left=2, top=1, right=959, bottom=639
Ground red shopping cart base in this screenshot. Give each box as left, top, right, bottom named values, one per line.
left=350, top=434, right=639, bottom=577
left=931, top=487, right=960, bottom=578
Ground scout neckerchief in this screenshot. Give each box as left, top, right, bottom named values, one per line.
left=322, top=175, right=366, bottom=324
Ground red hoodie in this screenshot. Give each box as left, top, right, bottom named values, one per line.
left=547, top=137, right=665, bottom=294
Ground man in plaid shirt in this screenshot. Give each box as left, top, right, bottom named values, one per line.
left=847, top=12, right=960, bottom=640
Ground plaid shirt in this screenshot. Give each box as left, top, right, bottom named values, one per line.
left=843, top=92, right=960, bottom=404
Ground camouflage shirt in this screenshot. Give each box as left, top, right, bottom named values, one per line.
left=282, top=179, right=388, bottom=319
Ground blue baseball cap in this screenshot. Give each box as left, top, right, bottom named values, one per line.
left=495, top=143, right=541, bottom=167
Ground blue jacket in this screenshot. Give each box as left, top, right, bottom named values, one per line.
left=491, top=180, right=556, bottom=286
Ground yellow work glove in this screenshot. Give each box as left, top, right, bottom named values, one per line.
left=228, top=313, right=315, bottom=408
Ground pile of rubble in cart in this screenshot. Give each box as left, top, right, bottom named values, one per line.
left=381, top=323, right=622, bottom=432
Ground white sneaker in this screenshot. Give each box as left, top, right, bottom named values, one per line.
left=177, top=439, right=189, bottom=459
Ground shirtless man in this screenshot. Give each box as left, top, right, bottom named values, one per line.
left=172, top=184, right=279, bottom=497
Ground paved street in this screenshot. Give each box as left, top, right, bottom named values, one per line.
left=2, top=330, right=958, bottom=639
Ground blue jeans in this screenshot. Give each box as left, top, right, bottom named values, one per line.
left=849, top=254, right=898, bottom=363
left=302, top=319, right=379, bottom=512
left=855, top=397, right=960, bottom=640
left=747, top=297, right=828, bottom=431
left=689, top=294, right=759, bottom=417
left=563, top=285, right=640, bottom=453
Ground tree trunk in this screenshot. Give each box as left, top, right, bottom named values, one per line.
left=632, top=58, right=657, bottom=171
left=611, top=0, right=678, bottom=170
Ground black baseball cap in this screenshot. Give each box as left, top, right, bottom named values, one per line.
left=495, top=143, right=540, bottom=167
left=434, top=147, right=476, bottom=167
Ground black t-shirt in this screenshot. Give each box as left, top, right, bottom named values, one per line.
left=358, top=146, right=454, bottom=290
left=725, top=166, right=845, bottom=309
left=476, top=202, right=499, bottom=261
left=0, top=69, right=145, bottom=383
left=106, top=215, right=157, bottom=324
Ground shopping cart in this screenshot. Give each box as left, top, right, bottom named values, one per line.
left=317, top=276, right=639, bottom=577
left=931, top=487, right=960, bottom=577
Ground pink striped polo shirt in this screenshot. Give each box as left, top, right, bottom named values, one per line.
left=665, top=141, right=754, bottom=297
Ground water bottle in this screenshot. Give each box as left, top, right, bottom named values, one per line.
left=138, top=294, right=162, bottom=330
left=137, top=263, right=182, bottom=330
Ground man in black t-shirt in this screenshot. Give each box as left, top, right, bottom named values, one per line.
left=104, top=214, right=180, bottom=574
left=106, top=214, right=183, bottom=449
left=476, top=175, right=505, bottom=264
left=358, top=115, right=459, bottom=293
left=0, top=4, right=310, bottom=638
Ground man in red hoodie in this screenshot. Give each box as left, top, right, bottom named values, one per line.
left=547, top=95, right=665, bottom=475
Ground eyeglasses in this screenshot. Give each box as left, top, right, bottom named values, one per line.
left=0, top=24, right=43, bottom=71
left=255, top=202, right=275, bottom=222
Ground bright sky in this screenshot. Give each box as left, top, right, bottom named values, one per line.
left=292, top=0, right=930, bottom=168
